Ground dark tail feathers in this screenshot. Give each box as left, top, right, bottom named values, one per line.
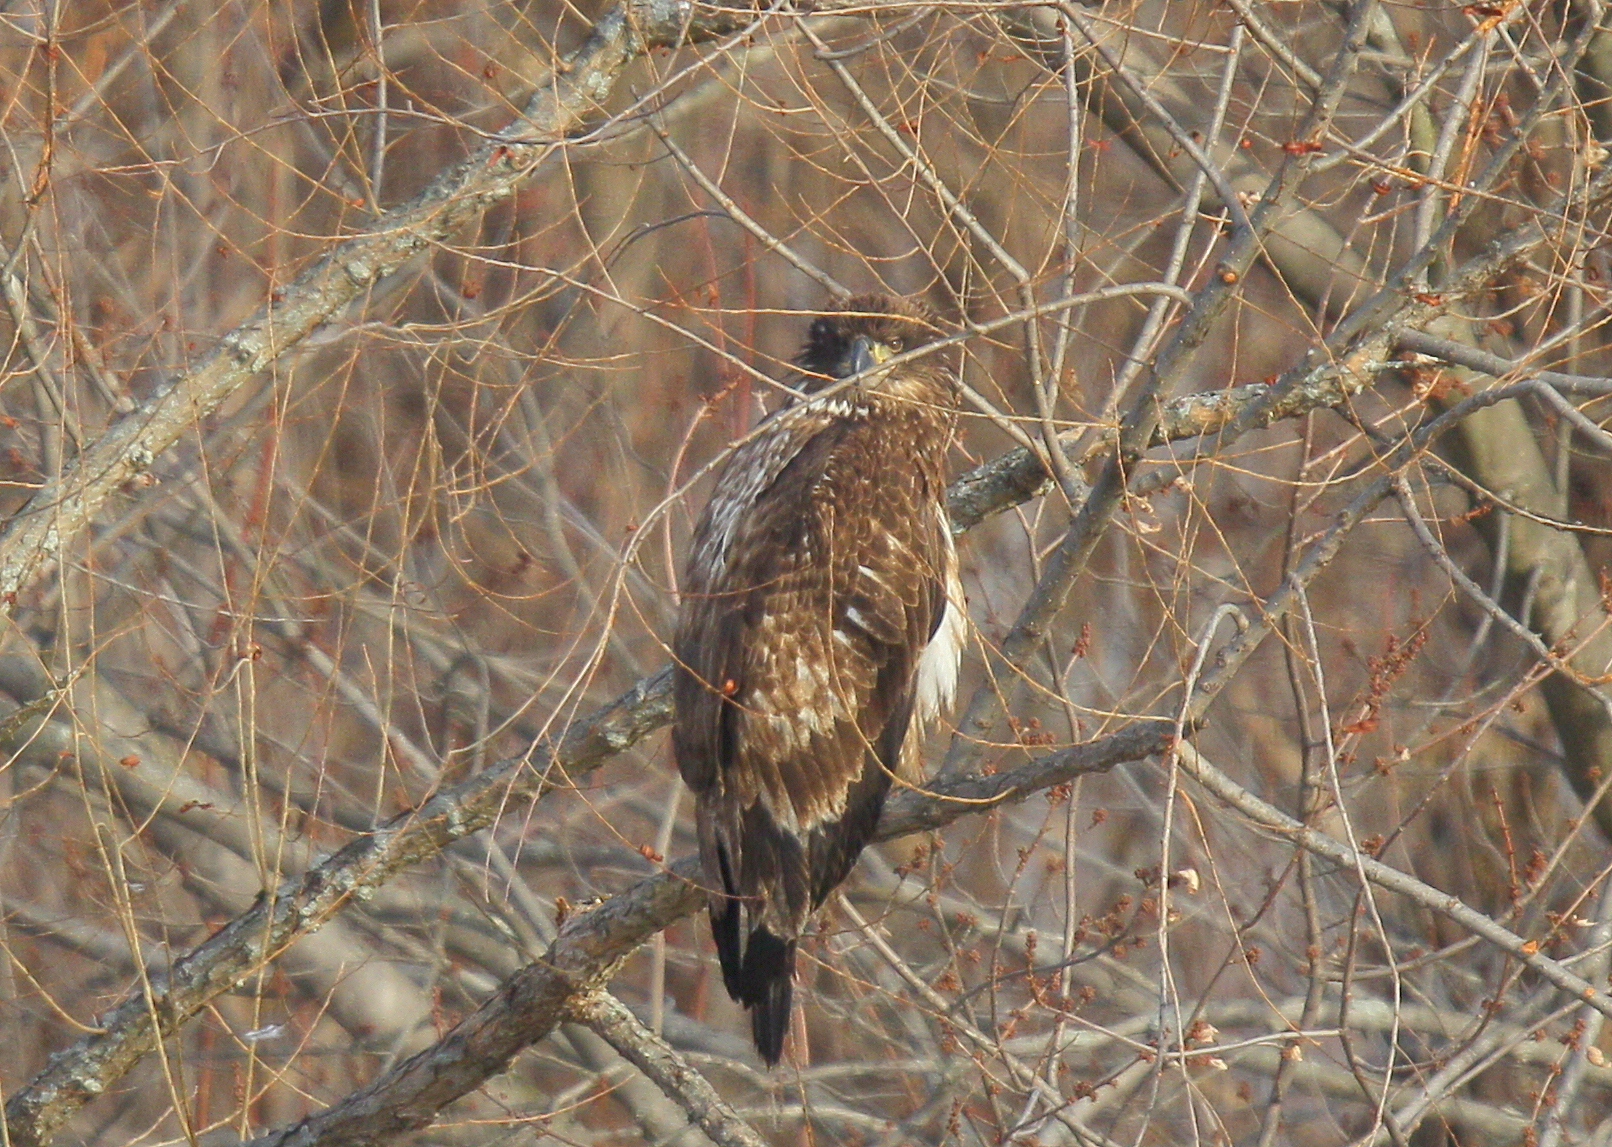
left=711, top=901, right=796, bottom=1065
left=741, top=926, right=796, bottom=1065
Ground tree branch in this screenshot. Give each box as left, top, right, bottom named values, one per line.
left=0, top=0, right=764, bottom=615
left=240, top=719, right=1176, bottom=1147
left=570, top=991, right=771, bottom=1147
left=0, top=345, right=1391, bottom=1147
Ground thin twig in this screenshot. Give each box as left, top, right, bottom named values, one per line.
left=570, top=991, right=771, bottom=1147
left=1174, top=742, right=1612, bottom=1019
left=0, top=0, right=771, bottom=613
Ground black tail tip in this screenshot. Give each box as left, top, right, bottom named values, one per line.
left=732, top=925, right=796, bottom=1065
left=749, top=979, right=791, bottom=1065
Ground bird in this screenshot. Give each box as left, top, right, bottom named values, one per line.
left=671, top=293, right=965, bottom=1064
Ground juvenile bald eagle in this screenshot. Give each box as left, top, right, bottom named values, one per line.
left=672, top=294, right=965, bottom=1064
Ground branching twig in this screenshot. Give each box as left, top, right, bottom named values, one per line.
left=570, top=991, right=771, bottom=1147
left=1172, top=742, right=1612, bottom=1018
left=239, top=720, right=1174, bottom=1147
left=0, top=0, right=767, bottom=614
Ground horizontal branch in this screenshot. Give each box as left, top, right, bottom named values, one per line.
left=946, top=378, right=1359, bottom=532
left=243, top=719, right=1177, bottom=1147
left=1395, top=329, right=1612, bottom=395
left=0, top=353, right=1374, bottom=1145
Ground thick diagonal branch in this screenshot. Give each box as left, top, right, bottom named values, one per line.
left=242, top=720, right=1175, bottom=1147
left=0, top=0, right=761, bottom=614
left=0, top=367, right=1329, bottom=1147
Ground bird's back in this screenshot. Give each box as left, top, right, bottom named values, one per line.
left=672, top=296, right=960, bottom=1062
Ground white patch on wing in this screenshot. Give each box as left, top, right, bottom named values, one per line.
left=856, top=563, right=892, bottom=592
left=916, top=597, right=964, bottom=720
left=702, top=459, right=771, bottom=573
left=916, top=520, right=965, bottom=722
left=752, top=717, right=850, bottom=832
left=794, top=696, right=830, bottom=734
left=756, top=710, right=807, bottom=755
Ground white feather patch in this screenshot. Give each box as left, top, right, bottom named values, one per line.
left=915, top=596, right=964, bottom=721
left=916, top=516, right=965, bottom=722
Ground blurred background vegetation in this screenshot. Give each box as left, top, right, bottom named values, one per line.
left=3, top=0, right=1612, bottom=1143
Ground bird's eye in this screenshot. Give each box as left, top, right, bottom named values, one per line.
left=887, top=337, right=905, bottom=352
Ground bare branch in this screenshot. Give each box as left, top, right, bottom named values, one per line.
left=238, top=718, right=1173, bottom=1147
left=0, top=0, right=765, bottom=614
left=570, top=991, right=770, bottom=1147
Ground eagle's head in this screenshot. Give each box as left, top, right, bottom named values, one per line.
left=794, top=293, right=954, bottom=400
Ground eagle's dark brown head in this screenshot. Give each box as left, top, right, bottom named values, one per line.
left=794, top=293, right=953, bottom=399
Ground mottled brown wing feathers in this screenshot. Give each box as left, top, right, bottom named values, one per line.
left=671, top=295, right=958, bottom=1064
left=674, top=413, right=944, bottom=887
left=671, top=406, right=847, bottom=796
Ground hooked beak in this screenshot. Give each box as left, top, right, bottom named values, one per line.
left=838, top=335, right=887, bottom=379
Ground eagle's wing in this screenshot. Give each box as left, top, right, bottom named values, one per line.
left=672, top=293, right=960, bottom=1064
left=672, top=399, right=950, bottom=980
